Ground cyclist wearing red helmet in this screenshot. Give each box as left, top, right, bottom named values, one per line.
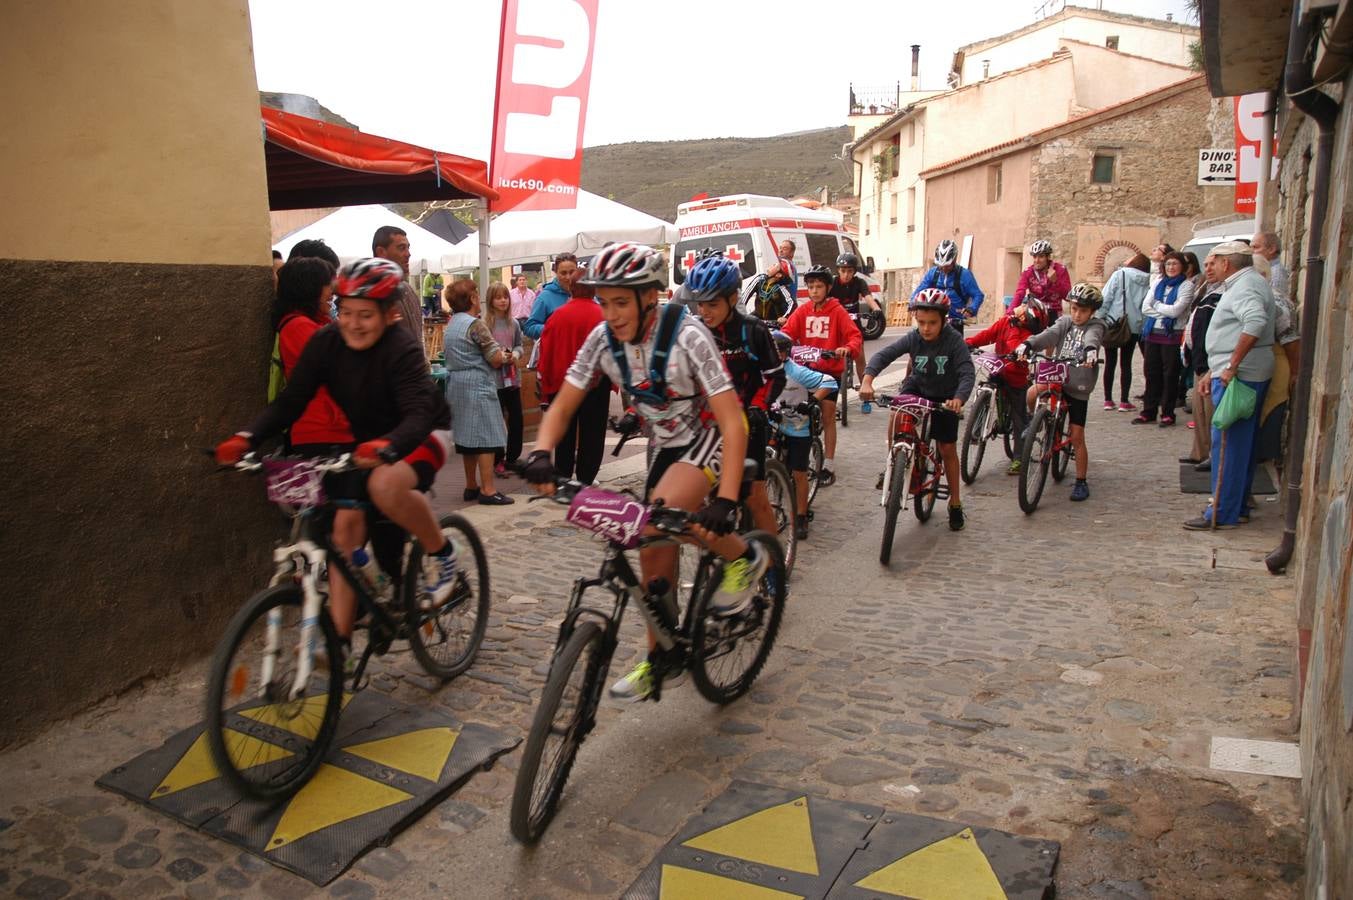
left=216, top=258, right=458, bottom=660
left=859, top=288, right=976, bottom=530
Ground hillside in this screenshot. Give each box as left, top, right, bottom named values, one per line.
left=580, top=126, right=853, bottom=221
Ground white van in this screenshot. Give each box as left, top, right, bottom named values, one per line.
left=1181, top=217, right=1256, bottom=263
left=670, top=194, right=880, bottom=306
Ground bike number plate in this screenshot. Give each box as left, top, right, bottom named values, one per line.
left=566, top=487, right=651, bottom=549
left=263, top=460, right=327, bottom=508
left=790, top=346, right=823, bottom=365
left=887, top=393, right=936, bottom=419
left=1035, top=361, right=1069, bottom=384
left=975, top=354, right=1007, bottom=378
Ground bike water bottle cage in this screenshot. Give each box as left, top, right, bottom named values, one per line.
left=604, top=302, right=694, bottom=407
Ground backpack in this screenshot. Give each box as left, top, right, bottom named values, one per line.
left=605, top=302, right=692, bottom=405
left=267, top=332, right=287, bottom=403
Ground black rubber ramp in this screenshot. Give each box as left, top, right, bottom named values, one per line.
left=96, top=691, right=517, bottom=885
left=623, top=780, right=1059, bottom=899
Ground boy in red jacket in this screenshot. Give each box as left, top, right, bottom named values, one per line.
left=536, top=279, right=611, bottom=485
left=965, top=297, right=1047, bottom=474
left=781, top=265, right=862, bottom=485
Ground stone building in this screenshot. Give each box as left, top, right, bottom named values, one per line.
left=921, top=75, right=1234, bottom=323
left=1200, top=2, right=1353, bottom=897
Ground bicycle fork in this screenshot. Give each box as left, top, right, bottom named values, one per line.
left=283, top=542, right=329, bottom=701
left=879, top=443, right=910, bottom=507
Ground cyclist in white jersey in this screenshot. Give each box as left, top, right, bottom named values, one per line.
left=522, top=242, right=769, bottom=701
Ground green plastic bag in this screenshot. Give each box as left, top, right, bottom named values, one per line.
left=1213, top=377, right=1257, bottom=430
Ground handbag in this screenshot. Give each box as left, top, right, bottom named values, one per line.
left=1103, top=315, right=1132, bottom=349
left=1213, top=377, right=1257, bottom=430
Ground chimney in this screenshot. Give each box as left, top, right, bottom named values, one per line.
left=982, top=59, right=991, bottom=79
left=1165, top=12, right=1173, bottom=21
left=910, top=45, right=921, bottom=91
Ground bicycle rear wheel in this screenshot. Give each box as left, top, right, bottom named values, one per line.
left=838, top=369, right=851, bottom=428
left=762, top=460, right=797, bottom=578
left=404, top=514, right=490, bottom=679
left=879, top=447, right=910, bottom=565
left=510, top=620, right=609, bottom=844
left=205, top=585, right=343, bottom=801
left=1018, top=408, right=1052, bottom=514
left=1050, top=408, right=1072, bottom=483
left=689, top=533, right=786, bottom=704
left=913, top=440, right=939, bottom=522
left=1000, top=395, right=1018, bottom=459
left=806, top=436, right=825, bottom=509
left=960, top=391, right=990, bottom=484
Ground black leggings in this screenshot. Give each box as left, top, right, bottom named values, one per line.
left=555, top=379, right=612, bottom=485
left=1102, top=340, right=1137, bottom=403
left=1142, top=341, right=1181, bottom=419
left=495, top=387, right=523, bottom=465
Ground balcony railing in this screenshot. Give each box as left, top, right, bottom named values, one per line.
left=849, top=82, right=902, bottom=116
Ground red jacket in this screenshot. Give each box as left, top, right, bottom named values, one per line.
left=277, top=314, right=352, bottom=445
left=781, top=298, right=862, bottom=378
left=965, top=313, right=1043, bottom=388
left=1014, top=261, right=1071, bottom=319
left=537, top=297, right=604, bottom=399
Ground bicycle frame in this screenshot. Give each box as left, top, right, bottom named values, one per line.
left=879, top=407, right=936, bottom=507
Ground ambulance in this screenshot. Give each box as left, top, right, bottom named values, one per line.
left=670, top=194, right=883, bottom=335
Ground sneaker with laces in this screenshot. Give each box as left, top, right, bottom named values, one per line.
left=422, top=545, right=460, bottom=606
left=709, top=546, right=769, bottom=616
left=794, top=514, right=809, bottom=540
left=609, top=660, right=654, bottom=700
left=1103, top=400, right=1116, bottom=410
left=1070, top=480, right=1090, bottom=501
left=1006, top=459, right=1021, bottom=476
left=819, top=469, right=836, bottom=488
left=1119, top=401, right=1136, bottom=411
left=948, top=504, right=965, bottom=531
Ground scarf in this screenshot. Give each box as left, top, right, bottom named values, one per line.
left=1145, top=272, right=1185, bottom=342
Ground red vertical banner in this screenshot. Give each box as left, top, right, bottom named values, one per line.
left=490, top=0, right=600, bottom=213
left=1233, top=93, right=1266, bottom=215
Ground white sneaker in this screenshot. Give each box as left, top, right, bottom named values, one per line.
left=422, top=544, right=460, bottom=607
left=709, top=546, right=769, bottom=616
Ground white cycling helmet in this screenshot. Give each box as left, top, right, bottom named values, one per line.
left=933, top=239, right=958, bottom=267
left=579, top=242, right=667, bottom=291
left=1029, top=239, right=1053, bottom=257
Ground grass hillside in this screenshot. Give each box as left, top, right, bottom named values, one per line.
left=580, top=126, right=853, bottom=221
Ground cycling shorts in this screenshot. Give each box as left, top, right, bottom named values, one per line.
left=645, top=426, right=721, bottom=500
left=746, top=409, right=770, bottom=479
left=897, top=393, right=960, bottom=444
left=324, top=430, right=449, bottom=503
left=1065, top=395, right=1088, bottom=428
left=780, top=433, right=812, bottom=472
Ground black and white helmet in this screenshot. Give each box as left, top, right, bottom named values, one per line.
left=933, top=239, right=958, bottom=266
left=1029, top=239, right=1053, bottom=257
left=835, top=252, right=860, bottom=269
left=1067, top=282, right=1103, bottom=309
left=579, top=242, right=667, bottom=290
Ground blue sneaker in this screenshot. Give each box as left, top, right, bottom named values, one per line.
left=860, top=400, right=873, bottom=415
left=1070, top=480, right=1090, bottom=502
left=422, top=543, right=460, bottom=606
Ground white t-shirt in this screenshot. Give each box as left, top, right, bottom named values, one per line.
left=565, top=309, right=733, bottom=448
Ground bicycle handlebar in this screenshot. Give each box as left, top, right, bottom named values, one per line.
left=531, top=477, right=696, bottom=535
left=226, top=452, right=356, bottom=475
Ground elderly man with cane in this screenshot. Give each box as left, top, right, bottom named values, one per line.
left=1183, top=241, right=1277, bottom=531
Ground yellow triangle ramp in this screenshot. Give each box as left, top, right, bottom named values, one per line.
left=239, top=693, right=349, bottom=741
left=154, top=730, right=294, bottom=797
left=659, top=864, right=803, bottom=899
left=267, top=764, right=412, bottom=850
left=681, top=797, right=819, bottom=876
left=345, top=727, right=459, bottom=781
left=855, top=827, right=1007, bottom=899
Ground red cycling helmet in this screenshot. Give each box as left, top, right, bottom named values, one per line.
left=335, top=258, right=404, bottom=304
left=909, top=287, right=951, bottom=314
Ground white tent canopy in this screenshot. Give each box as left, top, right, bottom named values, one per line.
left=274, top=205, right=463, bottom=274
left=441, top=190, right=678, bottom=270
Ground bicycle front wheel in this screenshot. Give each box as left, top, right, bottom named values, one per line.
left=763, top=460, right=797, bottom=578
left=1000, top=395, right=1019, bottom=459
left=960, top=391, right=990, bottom=484
left=205, top=585, right=343, bottom=801
left=880, top=447, right=910, bottom=565
left=689, top=532, right=786, bottom=704
left=1019, top=407, right=1052, bottom=514
left=806, top=436, right=825, bottom=509
left=838, top=370, right=851, bottom=428
left=510, top=620, right=609, bottom=844
left=1050, top=408, right=1072, bottom=483
left=914, top=440, right=939, bottom=522
left=404, top=514, right=490, bottom=679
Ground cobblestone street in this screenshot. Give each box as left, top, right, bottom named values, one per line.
left=0, top=358, right=1304, bottom=899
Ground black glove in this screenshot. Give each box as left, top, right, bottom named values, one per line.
left=795, top=401, right=814, bottom=415
left=522, top=450, right=555, bottom=485
left=613, top=411, right=640, bottom=436
left=695, top=497, right=739, bottom=536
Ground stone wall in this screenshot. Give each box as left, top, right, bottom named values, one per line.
left=1027, top=85, right=1220, bottom=283
left=1289, top=71, right=1353, bottom=900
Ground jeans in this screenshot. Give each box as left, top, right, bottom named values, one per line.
left=1102, top=340, right=1137, bottom=403
left=1208, top=377, right=1270, bottom=525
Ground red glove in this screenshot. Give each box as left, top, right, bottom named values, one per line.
left=215, top=434, right=251, bottom=465
left=355, top=439, right=394, bottom=464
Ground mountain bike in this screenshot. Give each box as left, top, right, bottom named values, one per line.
left=876, top=393, right=950, bottom=565
left=1018, top=355, right=1093, bottom=513
left=205, top=453, right=490, bottom=800
left=959, top=353, right=1021, bottom=484
left=509, top=479, right=786, bottom=844
left=767, top=399, right=825, bottom=511
left=792, top=346, right=852, bottom=428
left=855, top=305, right=886, bottom=341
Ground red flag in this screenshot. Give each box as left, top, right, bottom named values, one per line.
left=490, top=0, right=600, bottom=213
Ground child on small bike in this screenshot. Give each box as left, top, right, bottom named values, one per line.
left=964, top=296, right=1048, bottom=475
left=771, top=330, right=837, bottom=540
left=780, top=264, right=863, bottom=486
left=1015, top=283, right=1106, bottom=502
left=858, top=288, right=976, bottom=531
left=215, top=258, right=459, bottom=660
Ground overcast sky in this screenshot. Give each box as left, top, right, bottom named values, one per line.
left=249, top=0, right=1196, bottom=160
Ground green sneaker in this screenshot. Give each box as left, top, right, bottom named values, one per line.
left=609, top=660, right=655, bottom=700
left=710, top=547, right=769, bottom=616
left=1006, top=459, right=1022, bottom=476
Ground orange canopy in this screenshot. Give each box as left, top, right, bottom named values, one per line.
left=262, top=107, right=498, bottom=210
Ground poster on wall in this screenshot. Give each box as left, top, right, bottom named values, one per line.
left=490, top=0, right=601, bottom=213
left=1233, top=93, right=1277, bottom=215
